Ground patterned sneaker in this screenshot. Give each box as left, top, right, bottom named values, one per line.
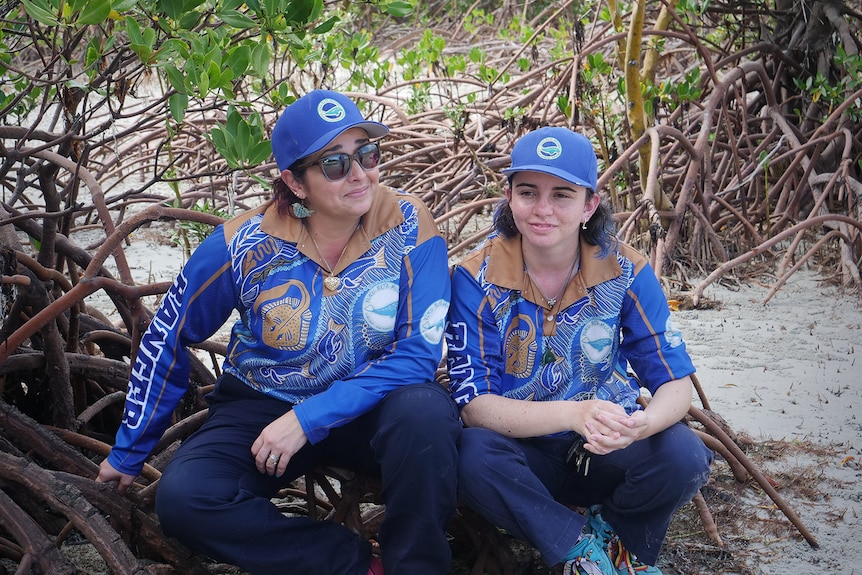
left=607, top=537, right=662, bottom=575
left=584, top=506, right=662, bottom=575
left=562, top=534, right=614, bottom=575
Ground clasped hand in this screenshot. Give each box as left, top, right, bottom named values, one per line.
left=579, top=399, right=650, bottom=455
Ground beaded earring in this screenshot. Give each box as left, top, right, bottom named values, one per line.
left=582, top=220, right=588, bottom=230
left=291, top=202, right=315, bottom=218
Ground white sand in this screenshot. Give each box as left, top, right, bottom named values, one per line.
left=673, top=269, right=861, bottom=574
left=678, top=272, right=860, bottom=446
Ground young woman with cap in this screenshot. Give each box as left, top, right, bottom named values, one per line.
left=445, top=127, right=713, bottom=575
left=97, top=90, right=460, bottom=575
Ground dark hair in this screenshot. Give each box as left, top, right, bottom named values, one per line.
left=271, top=162, right=308, bottom=218
left=493, top=185, right=618, bottom=256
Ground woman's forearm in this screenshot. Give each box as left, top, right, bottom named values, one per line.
left=460, top=394, right=579, bottom=437
left=641, top=376, right=694, bottom=435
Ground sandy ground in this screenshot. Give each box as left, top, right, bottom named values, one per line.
left=669, top=269, right=861, bottom=575
left=45, top=223, right=862, bottom=574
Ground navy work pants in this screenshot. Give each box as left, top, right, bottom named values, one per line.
left=155, top=374, right=461, bottom=575
left=457, top=423, right=713, bottom=566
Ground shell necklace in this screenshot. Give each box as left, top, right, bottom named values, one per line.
left=308, top=223, right=361, bottom=291
left=525, top=250, right=579, bottom=322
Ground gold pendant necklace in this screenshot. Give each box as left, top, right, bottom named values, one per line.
left=324, top=275, right=341, bottom=291
left=308, top=223, right=361, bottom=291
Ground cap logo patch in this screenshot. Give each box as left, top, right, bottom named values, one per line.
left=317, top=98, right=346, bottom=123
left=536, top=137, right=562, bottom=160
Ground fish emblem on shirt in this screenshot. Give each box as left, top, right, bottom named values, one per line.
left=580, top=319, right=615, bottom=364
left=317, top=318, right=347, bottom=363
left=362, top=281, right=399, bottom=332
left=338, top=248, right=388, bottom=290
left=421, top=299, right=449, bottom=344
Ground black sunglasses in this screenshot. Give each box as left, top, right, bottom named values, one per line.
left=306, top=142, right=381, bottom=181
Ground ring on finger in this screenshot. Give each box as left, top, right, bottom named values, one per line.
left=267, top=453, right=279, bottom=465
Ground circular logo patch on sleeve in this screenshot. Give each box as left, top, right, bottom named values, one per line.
left=421, top=299, right=449, bottom=344
left=362, top=282, right=399, bottom=332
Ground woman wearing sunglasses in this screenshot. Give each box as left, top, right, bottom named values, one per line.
left=97, top=90, right=459, bottom=575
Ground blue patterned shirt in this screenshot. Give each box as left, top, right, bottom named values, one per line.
left=446, top=234, right=693, bottom=421
left=109, top=187, right=450, bottom=476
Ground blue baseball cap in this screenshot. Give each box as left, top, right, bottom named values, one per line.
left=502, top=126, right=598, bottom=191
left=271, top=90, right=389, bottom=171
